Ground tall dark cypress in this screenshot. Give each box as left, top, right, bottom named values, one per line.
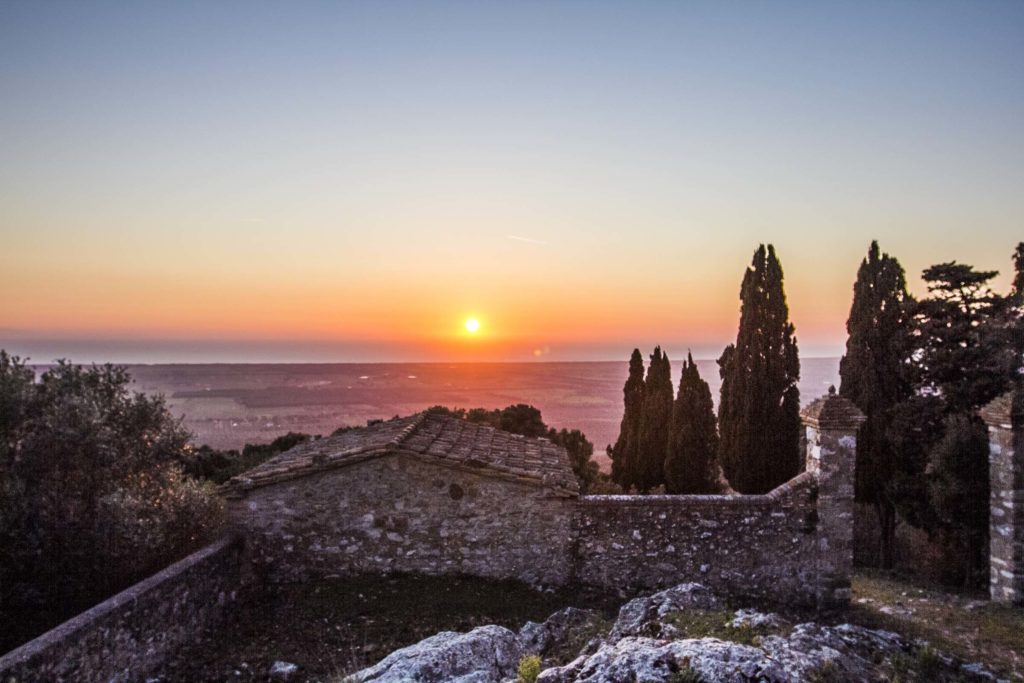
left=610, top=349, right=645, bottom=490
left=718, top=244, right=801, bottom=494
left=665, top=352, right=720, bottom=494
left=636, top=347, right=673, bottom=492
left=1012, top=242, right=1024, bottom=306
left=838, top=240, right=912, bottom=568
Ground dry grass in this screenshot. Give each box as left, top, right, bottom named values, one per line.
left=848, top=571, right=1024, bottom=681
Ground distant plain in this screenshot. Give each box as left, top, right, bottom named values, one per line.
left=125, top=358, right=840, bottom=468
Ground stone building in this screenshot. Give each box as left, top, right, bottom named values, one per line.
left=225, top=394, right=865, bottom=609
left=222, top=412, right=581, bottom=587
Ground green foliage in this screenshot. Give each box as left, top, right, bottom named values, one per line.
left=912, top=262, right=1016, bottom=414
left=636, top=347, right=673, bottom=493
left=839, top=241, right=913, bottom=568
left=180, top=431, right=312, bottom=484
left=425, top=403, right=603, bottom=492
left=928, top=414, right=990, bottom=585
left=890, top=257, right=1018, bottom=585
left=665, top=352, right=721, bottom=494
left=610, top=348, right=646, bottom=491
left=516, top=654, right=542, bottom=683
left=0, top=352, right=223, bottom=651
left=718, top=244, right=801, bottom=494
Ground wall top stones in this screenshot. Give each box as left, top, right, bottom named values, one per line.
left=800, top=387, right=866, bottom=431
left=222, top=412, right=579, bottom=499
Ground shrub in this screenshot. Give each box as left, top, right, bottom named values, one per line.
left=517, top=654, right=542, bottom=683
left=0, top=352, right=225, bottom=650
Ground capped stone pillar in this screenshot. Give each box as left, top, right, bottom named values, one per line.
left=801, top=387, right=865, bottom=611
left=981, top=391, right=1024, bottom=605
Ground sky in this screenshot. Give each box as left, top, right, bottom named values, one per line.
left=1, top=1, right=1022, bottom=363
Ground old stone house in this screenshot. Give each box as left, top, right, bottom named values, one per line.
left=223, top=395, right=865, bottom=609
left=222, top=412, right=582, bottom=586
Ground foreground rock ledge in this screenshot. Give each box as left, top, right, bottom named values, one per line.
left=353, top=582, right=1006, bottom=683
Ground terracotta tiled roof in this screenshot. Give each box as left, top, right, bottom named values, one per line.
left=220, top=412, right=580, bottom=498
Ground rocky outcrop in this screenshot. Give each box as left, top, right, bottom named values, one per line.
left=355, top=625, right=523, bottom=683
left=609, top=582, right=721, bottom=640
left=355, top=582, right=1006, bottom=683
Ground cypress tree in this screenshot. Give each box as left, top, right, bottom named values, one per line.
left=1012, top=242, right=1024, bottom=305
left=610, top=349, right=645, bottom=490
left=838, top=240, right=912, bottom=568
left=636, top=347, right=673, bottom=493
left=718, top=244, right=801, bottom=494
left=664, top=352, right=721, bottom=494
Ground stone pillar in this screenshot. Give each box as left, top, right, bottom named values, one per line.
left=801, top=387, right=865, bottom=611
left=981, top=391, right=1024, bottom=605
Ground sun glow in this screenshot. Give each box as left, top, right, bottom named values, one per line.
left=464, top=318, right=480, bottom=334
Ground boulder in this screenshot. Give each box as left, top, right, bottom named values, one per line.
left=609, top=582, right=721, bottom=639
left=518, top=606, right=605, bottom=658
left=355, top=625, right=523, bottom=683
left=536, top=636, right=786, bottom=682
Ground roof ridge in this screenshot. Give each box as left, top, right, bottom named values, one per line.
left=387, top=411, right=430, bottom=450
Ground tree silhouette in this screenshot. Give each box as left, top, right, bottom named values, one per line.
left=718, top=244, right=801, bottom=494
left=665, top=352, right=720, bottom=494
left=839, top=241, right=912, bottom=568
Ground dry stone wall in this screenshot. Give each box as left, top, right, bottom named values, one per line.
left=0, top=535, right=244, bottom=683
left=230, top=452, right=578, bottom=587
left=572, top=474, right=819, bottom=604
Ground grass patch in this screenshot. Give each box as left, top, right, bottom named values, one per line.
left=160, top=573, right=621, bottom=682
left=849, top=571, right=1024, bottom=681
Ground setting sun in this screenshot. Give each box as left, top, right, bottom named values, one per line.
left=464, top=318, right=480, bottom=334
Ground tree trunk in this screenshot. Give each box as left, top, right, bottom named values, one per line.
left=875, top=499, right=896, bottom=570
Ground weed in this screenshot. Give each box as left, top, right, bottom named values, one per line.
left=517, top=654, right=542, bottom=683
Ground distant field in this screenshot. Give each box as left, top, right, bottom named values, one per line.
left=125, top=359, right=840, bottom=470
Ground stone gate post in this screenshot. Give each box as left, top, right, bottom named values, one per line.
left=981, top=391, right=1024, bottom=605
left=801, top=387, right=865, bottom=611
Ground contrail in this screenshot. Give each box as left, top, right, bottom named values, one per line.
left=507, top=235, right=547, bottom=245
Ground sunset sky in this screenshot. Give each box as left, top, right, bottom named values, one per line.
left=2, top=1, right=1022, bottom=363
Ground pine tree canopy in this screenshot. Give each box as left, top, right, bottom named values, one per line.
left=913, top=262, right=1015, bottom=414
left=718, top=244, right=801, bottom=494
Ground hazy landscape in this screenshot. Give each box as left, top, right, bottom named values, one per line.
left=121, top=358, right=841, bottom=467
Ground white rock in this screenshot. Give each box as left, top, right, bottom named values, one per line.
left=268, top=660, right=299, bottom=680
left=356, top=625, right=523, bottom=682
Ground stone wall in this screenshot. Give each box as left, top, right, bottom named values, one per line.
left=0, top=535, right=244, bottom=683
left=982, top=391, right=1024, bottom=604
left=231, top=453, right=578, bottom=587
left=572, top=473, right=819, bottom=604
left=232, top=393, right=863, bottom=611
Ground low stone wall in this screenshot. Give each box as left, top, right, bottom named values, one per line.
left=0, top=535, right=245, bottom=683
left=232, top=453, right=578, bottom=587
left=571, top=473, right=819, bottom=604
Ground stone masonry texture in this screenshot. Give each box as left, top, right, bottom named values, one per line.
left=0, top=535, right=244, bottom=683
left=982, top=391, right=1024, bottom=604
left=230, top=402, right=863, bottom=610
